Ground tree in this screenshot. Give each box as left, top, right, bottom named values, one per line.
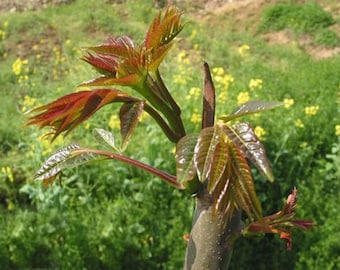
left=27, top=6, right=313, bottom=269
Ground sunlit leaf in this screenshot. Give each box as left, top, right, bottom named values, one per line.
left=27, top=89, right=137, bottom=141
left=145, top=6, right=183, bottom=50
left=93, top=128, right=119, bottom=152
left=85, top=35, right=135, bottom=58
left=34, top=143, right=80, bottom=181
left=206, top=134, right=228, bottom=194
left=219, top=101, right=283, bottom=122
left=194, top=126, right=227, bottom=184
left=223, top=123, right=274, bottom=182
left=34, top=143, right=101, bottom=184
left=80, top=74, right=141, bottom=87
left=229, top=141, right=262, bottom=221
left=175, top=134, right=198, bottom=185
left=119, top=101, right=145, bottom=151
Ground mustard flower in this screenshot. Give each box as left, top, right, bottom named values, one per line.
left=249, top=78, right=263, bottom=90
left=190, top=111, right=201, bottom=124
left=305, top=105, right=319, bottom=116
left=186, top=87, right=201, bottom=100
left=177, top=50, right=190, bottom=65
left=18, top=75, right=29, bottom=84
left=254, top=126, right=266, bottom=140
left=0, top=29, right=6, bottom=40
left=237, top=91, right=250, bottom=106
left=139, top=111, right=150, bottom=122
left=218, top=91, right=227, bottom=104
left=173, top=74, right=187, bottom=85
left=212, top=67, right=225, bottom=76
left=335, top=125, right=340, bottom=136
left=283, top=98, right=295, bottom=109
left=1, top=166, right=14, bottom=182
left=294, top=119, right=304, bottom=128
left=109, top=114, right=120, bottom=130
left=12, top=58, right=28, bottom=75
left=21, top=95, right=36, bottom=112
left=238, top=44, right=250, bottom=57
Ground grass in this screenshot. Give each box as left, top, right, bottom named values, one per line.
left=0, top=0, right=339, bottom=269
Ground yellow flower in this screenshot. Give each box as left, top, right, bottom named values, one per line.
left=305, top=105, right=319, bottom=116
left=335, top=125, right=340, bottom=136
left=190, top=111, right=202, bottom=124
left=212, top=67, right=225, bottom=76
left=238, top=44, right=250, bottom=57
left=218, top=91, right=227, bottom=104
left=3, top=21, right=9, bottom=28
left=139, top=111, right=150, bottom=122
left=186, top=87, right=201, bottom=100
left=177, top=50, right=187, bottom=64
left=21, top=95, right=36, bottom=112
left=0, top=29, right=6, bottom=40
left=84, top=122, right=91, bottom=129
left=294, top=119, right=304, bottom=128
left=237, top=91, right=250, bottom=106
left=283, top=98, right=294, bottom=109
left=12, top=58, right=28, bottom=75
left=254, top=126, right=266, bottom=140
left=18, top=75, right=29, bottom=84
left=38, top=134, right=64, bottom=156
left=249, top=78, right=263, bottom=90
left=109, top=114, right=120, bottom=130
left=1, top=166, right=14, bottom=182
left=173, top=74, right=187, bottom=85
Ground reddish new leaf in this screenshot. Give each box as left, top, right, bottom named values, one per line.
left=229, top=141, right=262, bottom=221
left=144, top=6, right=183, bottom=50
left=27, top=89, right=137, bottom=141
left=245, top=187, right=314, bottom=250
left=85, top=35, right=135, bottom=58
left=82, top=53, right=119, bottom=75
left=223, top=123, right=274, bottom=182
left=194, top=126, right=227, bottom=184
left=119, top=100, right=145, bottom=151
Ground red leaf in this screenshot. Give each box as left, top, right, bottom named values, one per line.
left=119, top=100, right=145, bottom=151
left=27, top=89, right=137, bottom=141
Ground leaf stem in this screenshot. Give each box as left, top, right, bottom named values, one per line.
left=74, top=148, right=184, bottom=189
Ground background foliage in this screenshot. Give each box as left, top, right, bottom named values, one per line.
left=0, top=0, right=339, bottom=269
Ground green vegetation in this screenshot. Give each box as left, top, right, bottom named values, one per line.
left=258, top=2, right=334, bottom=33
left=1, top=0, right=339, bottom=269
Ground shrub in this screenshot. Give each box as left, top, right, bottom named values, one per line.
left=258, top=3, right=334, bottom=33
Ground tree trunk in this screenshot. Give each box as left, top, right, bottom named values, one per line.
left=183, top=189, right=243, bottom=270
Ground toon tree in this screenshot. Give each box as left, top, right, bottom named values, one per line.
left=28, top=6, right=313, bottom=269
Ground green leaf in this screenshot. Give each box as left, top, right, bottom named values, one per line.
left=119, top=101, right=145, bottom=151
left=93, top=128, right=120, bottom=152
left=229, top=141, right=262, bottom=221
left=34, top=143, right=100, bottom=185
left=219, top=101, right=283, bottom=122
left=223, top=123, right=274, bottom=182
left=34, top=143, right=80, bottom=182
left=175, top=134, right=198, bottom=185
